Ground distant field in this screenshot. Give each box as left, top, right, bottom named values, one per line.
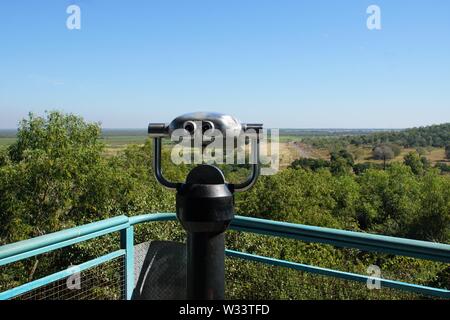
left=0, top=128, right=149, bottom=150
left=279, top=128, right=398, bottom=136
left=0, top=129, right=16, bottom=150
left=101, top=135, right=148, bottom=147
left=1, top=128, right=447, bottom=166
left=100, top=129, right=147, bottom=146
left=0, top=134, right=148, bottom=151
left=278, top=128, right=399, bottom=143
left=0, top=137, right=16, bottom=150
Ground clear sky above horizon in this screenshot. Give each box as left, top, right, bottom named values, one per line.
left=0, top=0, right=449, bottom=129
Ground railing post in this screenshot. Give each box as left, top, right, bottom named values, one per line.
left=120, top=226, right=134, bottom=300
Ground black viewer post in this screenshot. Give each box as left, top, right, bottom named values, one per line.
left=148, top=112, right=262, bottom=300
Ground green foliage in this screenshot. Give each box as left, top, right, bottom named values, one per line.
left=357, top=165, right=423, bottom=236
left=289, top=158, right=330, bottom=171
left=236, top=169, right=345, bottom=228
left=0, top=112, right=178, bottom=245
left=303, top=123, right=449, bottom=150
left=435, top=162, right=450, bottom=173
left=331, top=149, right=354, bottom=165
left=0, top=112, right=177, bottom=289
left=330, top=149, right=354, bottom=175
left=403, top=152, right=430, bottom=175
left=350, top=123, right=450, bottom=148
left=289, top=149, right=355, bottom=176
left=408, top=172, right=450, bottom=242
left=353, top=162, right=383, bottom=175
left=1, top=111, right=106, bottom=242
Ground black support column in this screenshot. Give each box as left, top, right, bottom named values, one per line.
left=176, top=165, right=234, bottom=300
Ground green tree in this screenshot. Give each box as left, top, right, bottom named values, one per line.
left=353, top=162, right=383, bottom=175
left=0, top=112, right=106, bottom=242
left=330, top=150, right=354, bottom=175
left=0, top=112, right=179, bottom=286
left=0, top=112, right=181, bottom=245
left=435, top=162, right=450, bottom=173
left=289, top=158, right=330, bottom=171
left=403, top=152, right=426, bottom=175
left=357, top=164, right=422, bottom=236
left=409, top=172, right=450, bottom=242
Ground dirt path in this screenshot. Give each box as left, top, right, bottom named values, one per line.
left=288, top=141, right=314, bottom=158
left=277, top=142, right=317, bottom=168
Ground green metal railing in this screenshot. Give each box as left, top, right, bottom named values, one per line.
left=0, top=213, right=449, bottom=300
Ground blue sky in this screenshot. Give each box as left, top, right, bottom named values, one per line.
left=0, top=0, right=449, bottom=129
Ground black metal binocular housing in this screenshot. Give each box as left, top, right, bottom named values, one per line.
left=148, top=112, right=263, bottom=300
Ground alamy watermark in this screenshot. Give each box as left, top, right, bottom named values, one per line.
left=367, top=5, right=382, bottom=30
left=366, top=264, right=382, bottom=290
left=64, top=5, right=381, bottom=31
left=170, top=125, right=279, bottom=176
left=66, top=5, right=81, bottom=30
left=66, top=265, right=81, bottom=290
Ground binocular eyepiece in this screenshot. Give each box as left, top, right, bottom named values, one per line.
left=148, top=111, right=262, bottom=139
left=182, top=120, right=214, bottom=135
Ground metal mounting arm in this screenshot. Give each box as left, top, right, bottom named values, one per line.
left=153, top=137, right=178, bottom=190
left=149, top=116, right=263, bottom=193
left=232, top=135, right=261, bottom=192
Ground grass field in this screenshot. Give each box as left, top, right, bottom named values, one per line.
left=101, top=135, right=147, bottom=146
left=345, top=145, right=447, bottom=165
left=101, top=135, right=148, bottom=156
left=0, top=135, right=147, bottom=152
left=0, top=138, right=16, bottom=150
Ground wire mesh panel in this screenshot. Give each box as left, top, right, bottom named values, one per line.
left=12, top=256, right=125, bottom=300
left=225, top=257, right=433, bottom=300
left=132, top=241, right=186, bottom=300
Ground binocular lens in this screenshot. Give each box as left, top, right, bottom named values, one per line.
left=202, top=121, right=214, bottom=134
left=183, top=121, right=196, bottom=134
left=202, top=124, right=211, bottom=133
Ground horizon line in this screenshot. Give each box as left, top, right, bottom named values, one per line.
left=0, top=127, right=407, bottom=131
